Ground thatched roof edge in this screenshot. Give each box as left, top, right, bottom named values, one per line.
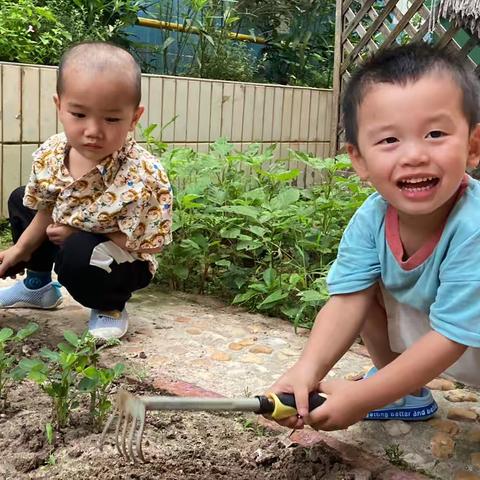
left=439, top=0, right=480, bottom=36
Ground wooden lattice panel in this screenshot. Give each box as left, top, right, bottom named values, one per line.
left=330, top=0, right=480, bottom=155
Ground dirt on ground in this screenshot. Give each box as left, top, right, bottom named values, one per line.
left=0, top=378, right=369, bottom=480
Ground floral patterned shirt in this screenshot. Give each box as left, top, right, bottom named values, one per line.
left=24, top=133, right=173, bottom=274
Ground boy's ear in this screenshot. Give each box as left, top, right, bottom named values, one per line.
left=53, top=94, right=60, bottom=111
left=347, top=143, right=369, bottom=180
left=129, top=105, right=145, bottom=131
left=467, top=123, right=480, bottom=169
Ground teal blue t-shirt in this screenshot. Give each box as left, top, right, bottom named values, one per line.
left=327, top=176, right=480, bottom=348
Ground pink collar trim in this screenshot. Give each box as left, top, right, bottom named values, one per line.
left=386, top=175, right=469, bottom=271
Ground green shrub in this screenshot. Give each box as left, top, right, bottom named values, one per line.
left=145, top=131, right=372, bottom=328
left=0, top=0, right=141, bottom=65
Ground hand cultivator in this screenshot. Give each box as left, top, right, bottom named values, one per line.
left=100, top=389, right=326, bottom=463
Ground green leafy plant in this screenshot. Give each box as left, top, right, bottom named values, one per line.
left=145, top=128, right=372, bottom=328
left=0, top=322, right=39, bottom=408
left=17, top=330, right=124, bottom=429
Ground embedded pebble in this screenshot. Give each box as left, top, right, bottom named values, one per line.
left=471, top=452, right=480, bottom=468
left=239, top=338, right=255, bottom=346
left=445, top=390, right=478, bottom=403
left=186, top=328, right=202, bottom=335
left=431, top=431, right=455, bottom=459
left=239, top=354, right=263, bottom=364
left=249, top=345, right=273, bottom=354
left=344, top=372, right=364, bottom=381
left=429, top=418, right=460, bottom=436
left=175, top=316, right=192, bottom=323
left=427, top=378, right=456, bottom=391
left=228, top=342, right=244, bottom=351
left=347, top=468, right=372, bottom=480
left=211, top=352, right=231, bottom=361
left=467, top=427, right=480, bottom=442
left=454, top=472, right=480, bottom=480
left=383, top=420, right=412, bottom=436
left=447, top=408, right=478, bottom=422
left=402, top=453, right=426, bottom=467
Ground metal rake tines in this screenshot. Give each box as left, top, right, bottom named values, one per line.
left=100, top=389, right=148, bottom=463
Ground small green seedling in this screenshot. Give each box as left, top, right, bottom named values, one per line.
left=17, top=329, right=124, bottom=429
left=0, top=322, right=38, bottom=408
left=384, top=443, right=408, bottom=468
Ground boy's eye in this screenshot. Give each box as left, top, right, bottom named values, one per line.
left=106, top=117, right=121, bottom=123
left=379, top=136, right=398, bottom=144
left=70, top=112, right=85, bottom=118
left=426, top=130, right=445, bottom=138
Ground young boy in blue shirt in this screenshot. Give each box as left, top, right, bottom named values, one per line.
left=270, top=42, right=480, bottom=430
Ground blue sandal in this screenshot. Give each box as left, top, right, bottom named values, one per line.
left=363, top=367, right=438, bottom=421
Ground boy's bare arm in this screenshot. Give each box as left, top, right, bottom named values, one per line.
left=0, top=209, right=52, bottom=277
left=309, top=330, right=466, bottom=431
left=269, top=285, right=377, bottom=425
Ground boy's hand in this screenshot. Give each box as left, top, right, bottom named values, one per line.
left=0, top=245, right=30, bottom=278
left=305, top=378, right=370, bottom=431
left=268, top=362, right=321, bottom=430
left=46, top=223, right=78, bottom=246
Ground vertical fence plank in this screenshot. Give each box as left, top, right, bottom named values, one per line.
left=137, top=76, right=150, bottom=141
left=162, top=78, right=176, bottom=142
left=262, top=86, right=274, bottom=144
left=241, top=85, right=255, bottom=143
left=0, top=65, right=3, bottom=143
left=290, top=89, right=303, bottom=142
left=21, top=144, right=37, bottom=185
left=280, top=88, right=293, bottom=143
left=272, top=87, right=284, bottom=144
left=231, top=84, right=245, bottom=142
left=221, top=83, right=234, bottom=140
left=3, top=145, right=21, bottom=215
left=174, top=79, right=188, bottom=144
left=308, top=90, right=320, bottom=142
left=186, top=80, right=201, bottom=150
left=210, top=82, right=223, bottom=142
left=299, top=90, right=311, bottom=142
left=252, top=86, right=265, bottom=142
left=40, top=68, right=57, bottom=141
left=148, top=76, right=163, bottom=137
left=317, top=91, right=329, bottom=143
left=198, top=81, right=212, bottom=143
left=22, top=67, right=40, bottom=143
left=3, top=65, right=22, bottom=142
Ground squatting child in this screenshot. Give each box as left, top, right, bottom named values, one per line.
left=270, top=42, right=480, bottom=430
left=0, top=42, right=172, bottom=341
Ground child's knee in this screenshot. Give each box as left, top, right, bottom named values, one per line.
left=8, top=186, right=26, bottom=211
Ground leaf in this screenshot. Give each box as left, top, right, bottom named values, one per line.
left=29, top=370, right=48, bottom=383
left=220, top=205, right=259, bottom=220
left=45, top=423, right=54, bottom=445
left=82, top=366, right=98, bottom=379
left=63, top=331, right=79, bottom=347
left=270, top=188, right=300, bottom=210
left=15, top=322, right=39, bottom=340
left=0, top=328, right=13, bottom=343
left=161, top=37, right=175, bottom=51
left=232, top=291, right=257, bottom=304
left=298, top=290, right=324, bottom=302
left=258, top=290, right=289, bottom=308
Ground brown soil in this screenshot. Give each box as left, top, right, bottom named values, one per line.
left=0, top=377, right=365, bottom=480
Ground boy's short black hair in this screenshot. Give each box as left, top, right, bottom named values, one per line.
left=342, top=42, right=480, bottom=147
left=57, top=41, right=142, bottom=106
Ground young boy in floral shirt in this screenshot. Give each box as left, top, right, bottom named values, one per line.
left=0, top=42, right=172, bottom=340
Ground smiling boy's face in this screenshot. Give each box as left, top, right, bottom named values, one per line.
left=347, top=72, right=480, bottom=222
left=54, top=68, right=143, bottom=164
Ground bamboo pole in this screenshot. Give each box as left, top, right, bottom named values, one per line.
left=137, top=17, right=267, bottom=45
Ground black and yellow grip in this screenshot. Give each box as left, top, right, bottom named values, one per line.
left=255, top=392, right=326, bottom=420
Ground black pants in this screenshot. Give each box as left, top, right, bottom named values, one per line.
left=7, top=187, right=152, bottom=311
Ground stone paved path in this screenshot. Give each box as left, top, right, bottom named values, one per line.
left=2, top=281, right=480, bottom=479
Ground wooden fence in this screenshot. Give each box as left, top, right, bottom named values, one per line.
left=0, top=62, right=333, bottom=216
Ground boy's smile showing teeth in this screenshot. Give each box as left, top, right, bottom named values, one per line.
left=397, top=176, right=440, bottom=191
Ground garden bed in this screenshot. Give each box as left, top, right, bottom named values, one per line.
left=0, top=380, right=362, bottom=480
